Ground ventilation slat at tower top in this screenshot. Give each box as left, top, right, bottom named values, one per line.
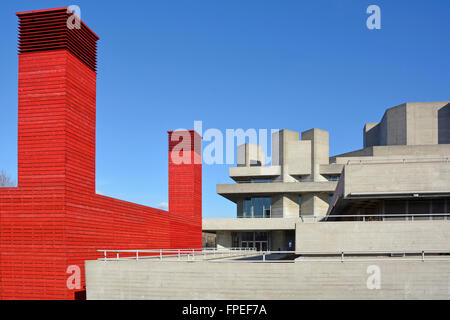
left=17, top=7, right=99, bottom=71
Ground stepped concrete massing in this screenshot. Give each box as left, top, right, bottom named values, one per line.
left=204, top=102, right=450, bottom=252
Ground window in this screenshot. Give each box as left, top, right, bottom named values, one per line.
left=327, top=175, right=340, bottom=181
left=299, top=195, right=302, bottom=217
left=384, top=200, right=405, bottom=215
left=243, top=198, right=252, bottom=218
left=250, top=160, right=262, bottom=167
left=240, top=197, right=271, bottom=218
left=250, top=178, right=272, bottom=183
left=432, top=199, right=445, bottom=220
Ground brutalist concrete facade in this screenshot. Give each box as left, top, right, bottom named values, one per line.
left=204, top=101, right=450, bottom=251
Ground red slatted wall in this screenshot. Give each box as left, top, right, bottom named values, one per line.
left=0, top=7, right=202, bottom=300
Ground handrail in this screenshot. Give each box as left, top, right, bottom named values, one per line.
left=97, top=247, right=258, bottom=261
left=345, top=157, right=449, bottom=165
left=96, top=248, right=450, bottom=263
left=322, top=213, right=450, bottom=222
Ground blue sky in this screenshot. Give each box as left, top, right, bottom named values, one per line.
left=1, top=0, right=449, bottom=218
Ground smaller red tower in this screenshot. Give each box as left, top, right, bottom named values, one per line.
left=168, top=130, right=203, bottom=249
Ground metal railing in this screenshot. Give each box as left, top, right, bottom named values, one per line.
left=291, top=249, right=450, bottom=263
left=344, top=157, right=449, bottom=165
left=97, top=247, right=257, bottom=261
left=321, top=213, right=450, bottom=222
left=237, top=212, right=272, bottom=218
left=97, top=248, right=450, bottom=263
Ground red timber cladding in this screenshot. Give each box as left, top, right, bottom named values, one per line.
left=0, top=187, right=67, bottom=299
left=18, top=51, right=68, bottom=189
left=0, top=7, right=202, bottom=300
left=168, top=131, right=203, bottom=249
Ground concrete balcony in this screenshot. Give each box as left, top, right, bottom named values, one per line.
left=319, top=164, right=344, bottom=175
left=202, top=218, right=299, bottom=231
left=229, top=165, right=281, bottom=180
left=217, top=181, right=338, bottom=201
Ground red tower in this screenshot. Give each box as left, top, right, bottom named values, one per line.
left=0, top=7, right=202, bottom=299
left=168, top=130, right=202, bottom=249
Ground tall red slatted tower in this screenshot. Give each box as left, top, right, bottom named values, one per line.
left=0, top=7, right=202, bottom=300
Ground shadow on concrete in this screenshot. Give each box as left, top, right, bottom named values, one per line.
left=438, top=103, right=450, bottom=144
left=234, top=253, right=297, bottom=261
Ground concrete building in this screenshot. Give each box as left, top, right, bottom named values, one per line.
left=203, top=101, right=450, bottom=250
left=327, top=101, right=450, bottom=221
left=86, top=101, right=450, bottom=300
left=205, top=128, right=341, bottom=250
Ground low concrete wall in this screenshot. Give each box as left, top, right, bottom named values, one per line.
left=85, top=260, right=450, bottom=299
left=203, top=218, right=298, bottom=231
left=296, top=221, right=450, bottom=251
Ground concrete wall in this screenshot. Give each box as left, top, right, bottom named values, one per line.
left=407, top=102, right=439, bottom=145
left=287, top=140, right=311, bottom=176
left=237, top=143, right=265, bottom=167
left=383, top=103, right=407, bottom=146
left=343, top=161, right=450, bottom=196
left=300, top=193, right=330, bottom=217
left=301, top=128, right=329, bottom=182
left=203, top=218, right=298, bottom=232
left=364, top=123, right=380, bottom=148
left=362, top=102, right=450, bottom=147
left=283, top=194, right=300, bottom=218
left=216, top=231, right=232, bottom=249
left=334, top=144, right=450, bottom=163
left=271, top=194, right=300, bottom=218
left=271, top=194, right=284, bottom=218
left=296, top=221, right=450, bottom=251
left=86, top=259, right=450, bottom=299
left=301, top=194, right=314, bottom=216
left=438, top=103, right=450, bottom=144
left=314, top=193, right=330, bottom=217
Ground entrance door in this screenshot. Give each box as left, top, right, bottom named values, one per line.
left=261, top=241, right=268, bottom=251
left=254, top=241, right=268, bottom=251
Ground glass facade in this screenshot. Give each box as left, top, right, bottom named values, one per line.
left=232, top=232, right=269, bottom=250
left=384, top=199, right=449, bottom=221
left=242, top=197, right=271, bottom=218
left=250, top=178, right=272, bottom=183
left=299, top=195, right=302, bottom=217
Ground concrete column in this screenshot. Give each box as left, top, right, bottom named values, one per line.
left=271, top=130, right=299, bottom=182
left=301, top=194, right=315, bottom=216
left=216, top=231, right=232, bottom=249
left=301, top=128, right=329, bottom=182
left=271, top=195, right=284, bottom=218
left=237, top=144, right=265, bottom=167
left=300, top=193, right=330, bottom=219
left=271, top=231, right=285, bottom=251
left=284, top=194, right=300, bottom=218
